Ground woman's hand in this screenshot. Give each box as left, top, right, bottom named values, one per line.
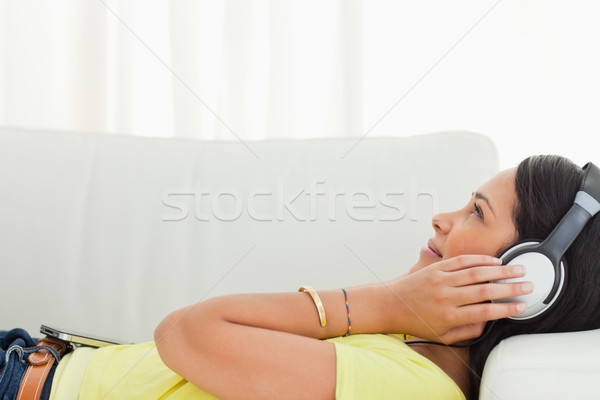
left=385, top=255, right=531, bottom=344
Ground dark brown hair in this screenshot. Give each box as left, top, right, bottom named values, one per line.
left=468, top=155, right=600, bottom=399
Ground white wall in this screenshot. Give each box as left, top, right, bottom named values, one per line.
left=1, top=1, right=598, bottom=170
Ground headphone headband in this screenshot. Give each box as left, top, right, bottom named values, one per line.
left=580, top=162, right=600, bottom=204
left=532, top=162, right=600, bottom=303
left=542, top=163, right=600, bottom=257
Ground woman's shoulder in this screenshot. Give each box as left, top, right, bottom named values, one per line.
left=327, top=334, right=466, bottom=400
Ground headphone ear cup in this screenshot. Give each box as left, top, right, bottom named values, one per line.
left=492, top=241, right=565, bottom=320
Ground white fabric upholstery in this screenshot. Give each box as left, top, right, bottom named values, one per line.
left=0, top=127, right=497, bottom=343
left=480, top=330, right=600, bottom=399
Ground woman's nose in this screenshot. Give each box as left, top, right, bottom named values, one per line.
left=432, top=212, right=452, bottom=234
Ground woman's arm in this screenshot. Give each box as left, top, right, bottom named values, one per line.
left=154, top=255, right=530, bottom=400
left=155, top=297, right=338, bottom=400
left=154, top=284, right=398, bottom=400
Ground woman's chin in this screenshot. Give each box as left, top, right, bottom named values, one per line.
left=409, top=255, right=438, bottom=273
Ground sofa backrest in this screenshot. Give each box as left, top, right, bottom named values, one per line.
left=0, top=127, right=498, bottom=342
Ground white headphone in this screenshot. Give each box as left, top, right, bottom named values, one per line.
left=493, top=162, right=600, bottom=320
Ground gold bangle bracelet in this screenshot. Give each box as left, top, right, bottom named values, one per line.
left=298, top=286, right=327, bottom=327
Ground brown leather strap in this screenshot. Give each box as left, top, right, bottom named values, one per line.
left=16, top=337, right=70, bottom=400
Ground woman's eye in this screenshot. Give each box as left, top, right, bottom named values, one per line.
left=471, top=202, right=484, bottom=219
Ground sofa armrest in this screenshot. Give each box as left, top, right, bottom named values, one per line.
left=480, top=329, right=600, bottom=399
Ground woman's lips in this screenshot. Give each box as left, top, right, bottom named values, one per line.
left=422, top=239, right=443, bottom=258
left=421, top=246, right=441, bottom=258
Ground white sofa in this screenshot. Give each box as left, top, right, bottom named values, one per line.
left=1, top=126, right=596, bottom=399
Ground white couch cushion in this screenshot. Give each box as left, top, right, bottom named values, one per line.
left=0, top=127, right=497, bottom=342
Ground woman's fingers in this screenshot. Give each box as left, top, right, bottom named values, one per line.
left=397, top=254, right=532, bottom=340
left=450, top=264, right=526, bottom=287
left=456, top=301, right=527, bottom=326
left=456, top=280, right=533, bottom=305
left=438, top=254, right=502, bottom=272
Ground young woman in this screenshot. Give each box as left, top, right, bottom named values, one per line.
left=4, top=154, right=600, bottom=400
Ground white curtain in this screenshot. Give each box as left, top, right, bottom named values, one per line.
left=0, top=0, right=173, bottom=136
left=1, top=1, right=599, bottom=168
left=167, top=0, right=363, bottom=140
left=0, top=0, right=363, bottom=140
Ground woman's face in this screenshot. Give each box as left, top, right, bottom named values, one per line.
left=412, top=168, right=519, bottom=271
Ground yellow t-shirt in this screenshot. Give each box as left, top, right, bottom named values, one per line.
left=53, top=334, right=465, bottom=399
left=329, top=334, right=465, bottom=399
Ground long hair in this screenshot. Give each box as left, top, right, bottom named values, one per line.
left=468, top=155, right=600, bottom=399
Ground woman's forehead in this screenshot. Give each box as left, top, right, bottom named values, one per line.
left=477, top=168, right=517, bottom=214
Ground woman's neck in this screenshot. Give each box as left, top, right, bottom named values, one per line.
left=406, top=339, right=471, bottom=399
